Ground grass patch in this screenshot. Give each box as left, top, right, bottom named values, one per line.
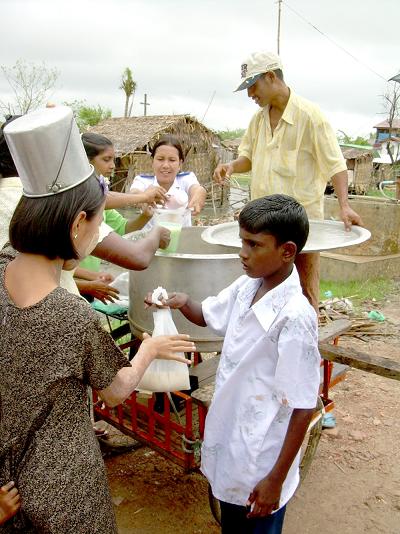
left=365, top=188, right=395, bottom=199
left=320, top=278, right=395, bottom=304
left=230, top=174, right=251, bottom=188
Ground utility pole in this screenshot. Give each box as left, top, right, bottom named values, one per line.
left=277, top=0, right=282, bottom=55
left=140, top=93, right=150, bottom=116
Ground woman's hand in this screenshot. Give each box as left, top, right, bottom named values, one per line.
left=141, top=332, right=194, bottom=363
left=187, top=198, right=202, bottom=215
left=188, top=184, right=207, bottom=215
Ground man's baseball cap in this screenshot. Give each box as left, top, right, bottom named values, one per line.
left=235, top=51, right=283, bottom=92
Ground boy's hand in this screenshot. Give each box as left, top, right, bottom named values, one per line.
left=163, top=292, right=189, bottom=309
left=144, top=291, right=188, bottom=310
left=246, top=476, right=282, bottom=518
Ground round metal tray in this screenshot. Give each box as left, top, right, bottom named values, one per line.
left=201, top=220, right=371, bottom=253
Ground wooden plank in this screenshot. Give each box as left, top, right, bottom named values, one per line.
left=320, top=343, right=400, bottom=381
left=189, top=355, right=220, bottom=382
left=191, top=383, right=215, bottom=408
left=318, top=319, right=352, bottom=344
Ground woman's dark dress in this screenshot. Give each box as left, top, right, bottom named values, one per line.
left=0, top=248, right=130, bottom=533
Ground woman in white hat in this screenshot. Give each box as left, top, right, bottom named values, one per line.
left=0, top=107, right=195, bottom=532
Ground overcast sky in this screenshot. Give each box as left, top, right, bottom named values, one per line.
left=1, top=0, right=399, bottom=138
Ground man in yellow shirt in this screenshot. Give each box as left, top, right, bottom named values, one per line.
left=214, top=50, right=362, bottom=311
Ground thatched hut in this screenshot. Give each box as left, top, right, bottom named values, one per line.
left=89, top=115, right=227, bottom=192
left=340, top=144, right=374, bottom=194
left=221, top=137, right=242, bottom=160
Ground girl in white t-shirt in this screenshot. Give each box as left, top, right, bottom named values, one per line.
left=130, top=135, right=207, bottom=228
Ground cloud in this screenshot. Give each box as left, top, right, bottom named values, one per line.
left=1, top=0, right=399, bottom=136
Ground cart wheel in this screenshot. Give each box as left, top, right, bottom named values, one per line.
left=299, top=396, right=324, bottom=481
left=208, top=484, right=221, bottom=526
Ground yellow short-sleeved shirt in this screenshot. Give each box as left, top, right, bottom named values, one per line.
left=239, top=91, right=346, bottom=219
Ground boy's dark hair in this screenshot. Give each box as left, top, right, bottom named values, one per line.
left=239, top=194, right=309, bottom=253
left=0, top=115, right=21, bottom=178
left=9, top=174, right=104, bottom=260
left=81, top=132, right=113, bottom=160
left=150, top=134, right=185, bottom=162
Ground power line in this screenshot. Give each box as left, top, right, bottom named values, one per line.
left=201, top=90, right=216, bottom=122
left=282, top=1, right=387, bottom=82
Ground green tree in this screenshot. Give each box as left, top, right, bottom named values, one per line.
left=64, top=100, right=111, bottom=131
left=217, top=128, right=246, bottom=141
left=120, top=67, right=136, bottom=118
left=337, top=130, right=372, bottom=146
left=0, top=59, right=59, bottom=118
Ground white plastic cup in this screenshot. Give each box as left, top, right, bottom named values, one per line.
left=154, top=207, right=185, bottom=254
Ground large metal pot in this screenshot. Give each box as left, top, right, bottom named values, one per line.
left=129, top=226, right=242, bottom=352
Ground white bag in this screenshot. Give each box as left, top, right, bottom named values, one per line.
left=136, top=306, right=190, bottom=393
left=109, top=272, right=129, bottom=307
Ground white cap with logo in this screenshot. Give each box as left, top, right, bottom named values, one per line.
left=4, top=106, right=94, bottom=197
left=235, top=51, right=283, bottom=92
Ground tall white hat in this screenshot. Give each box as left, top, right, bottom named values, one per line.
left=3, top=106, right=94, bottom=197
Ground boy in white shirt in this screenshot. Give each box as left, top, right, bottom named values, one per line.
left=160, top=194, right=320, bottom=533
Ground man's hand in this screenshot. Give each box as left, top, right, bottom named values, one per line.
left=340, top=205, right=364, bottom=231
left=246, top=475, right=282, bottom=518
left=213, top=162, right=234, bottom=185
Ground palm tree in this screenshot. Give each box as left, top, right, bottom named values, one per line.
left=120, top=67, right=136, bottom=117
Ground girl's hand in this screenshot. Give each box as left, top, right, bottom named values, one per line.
left=141, top=203, right=155, bottom=219
left=157, top=227, right=171, bottom=249
left=82, top=281, right=120, bottom=304
left=0, top=481, right=21, bottom=525
left=96, top=271, right=114, bottom=284
left=144, top=186, right=168, bottom=205
left=141, top=332, right=194, bottom=363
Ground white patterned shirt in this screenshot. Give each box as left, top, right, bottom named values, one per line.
left=201, top=267, right=320, bottom=508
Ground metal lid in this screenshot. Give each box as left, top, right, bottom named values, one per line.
left=4, top=106, right=93, bottom=197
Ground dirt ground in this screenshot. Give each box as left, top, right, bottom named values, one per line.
left=105, top=290, right=400, bottom=534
